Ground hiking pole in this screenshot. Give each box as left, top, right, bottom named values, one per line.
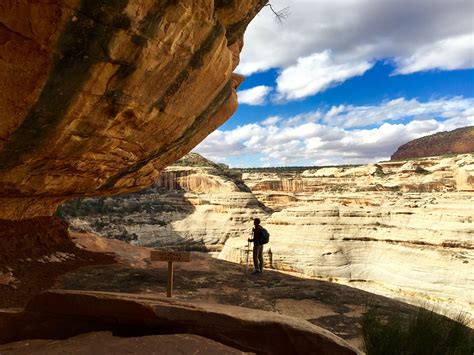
left=245, top=239, right=250, bottom=276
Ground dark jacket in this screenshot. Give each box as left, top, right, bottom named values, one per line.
left=250, top=225, right=264, bottom=246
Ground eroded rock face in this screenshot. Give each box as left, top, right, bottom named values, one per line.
left=219, top=154, right=474, bottom=323
left=60, top=153, right=474, bottom=323
left=243, top=154, right=474, bottom=211
left=0, top=0, right=266, bottom=219
left=61, top=153, right=269, bottom=251
left=0, top=217, right=70, bottom=258
left=391, top=126, right=474, bottom=160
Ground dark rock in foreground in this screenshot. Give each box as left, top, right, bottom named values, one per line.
left=0, top=332, right=248, bottom=355
left=0, top=289, right=359, bottom=354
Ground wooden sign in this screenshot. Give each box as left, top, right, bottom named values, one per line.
left=150, top=250, right=191, bottom=298
left=150, top=251, right=191, bottom=262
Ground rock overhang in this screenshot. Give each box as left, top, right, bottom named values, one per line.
left=0, top=0, right=267, bottom=219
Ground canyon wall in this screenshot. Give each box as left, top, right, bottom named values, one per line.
left=0, top=0, right=266, bottom=220
left=63, top=153, right=269, bottom=252
left=220, top=154, right=474, bottom=322
left=62, top=153, right=474, bottom=322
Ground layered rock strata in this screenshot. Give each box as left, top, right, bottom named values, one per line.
left=61, top=153, right=473, bottom=323
left=220, top=154, right=474, bottom=323
left=0, top=0, right=266, bottom=219
left=222, top=193, right=473, bottom=319
left=62, top=153, right=268, bottom=251
left=242, top=154, right=474, bottom=210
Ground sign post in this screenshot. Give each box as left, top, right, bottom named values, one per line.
left=150, top=251, right=191, bottom=298
left=167, top=261, right=173, bottom=297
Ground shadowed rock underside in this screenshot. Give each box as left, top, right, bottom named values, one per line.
left=0, top=0, right=267, bottom=219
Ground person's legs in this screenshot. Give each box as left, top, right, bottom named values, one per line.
left=253, top=246, right=259, bottom=272
left=257, top=245, right=264, bottom=272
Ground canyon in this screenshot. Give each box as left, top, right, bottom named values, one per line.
left=61, top=152, right=474, bottom=326
left=1, top=1, right=472, bottom=351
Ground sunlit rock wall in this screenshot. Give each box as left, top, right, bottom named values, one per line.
left=220, top=154, right=474, bottom=323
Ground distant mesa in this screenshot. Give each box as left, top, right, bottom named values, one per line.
left=391, top=126, right=474, bottom=160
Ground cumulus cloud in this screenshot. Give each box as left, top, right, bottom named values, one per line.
left=237, top=0, right=474, bottom=100
left=194, top=97, right=474, bottom=166
left=323, top=97, right=474, bottom=128
left=394, top=33, right=474, bottom=74
left=237, top=85, right=272, bottom=105
left=275, top=51, right=372, bottom=100
left=261, top=116, right=281, bottom=125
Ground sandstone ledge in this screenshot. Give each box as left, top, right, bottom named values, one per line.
left=0, top=289, right=360, bottom=354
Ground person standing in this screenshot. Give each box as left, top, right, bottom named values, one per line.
left=248, top=218, right=264, bottom=275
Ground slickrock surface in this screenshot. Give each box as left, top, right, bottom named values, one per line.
left=62, top=153, right=269, bottom=252
left=0, top=289, right=359, bottom=354
left=2, top=232, right=439, bottom=351
left=0, top=217, right=115, bottom=308
left=3, top=232, right=472, bottom=352
left=0, top=332, right=250, bottom=355
left=391, top=126, right=474, bottom=160
left=0, top=0, right=266, bottom=220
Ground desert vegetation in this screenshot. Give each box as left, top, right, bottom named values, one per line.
left=362, top=307, right=474, bottom=355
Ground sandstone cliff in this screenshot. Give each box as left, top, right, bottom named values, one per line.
left=0, top=0, right=266, bottom=220
left=61, top=153, right=474, bottom=324
left=61, top=153, right=269, bottom=251
left=391, top=126, right=474, bottom=160
left=220, top=154, right=474, bottom=323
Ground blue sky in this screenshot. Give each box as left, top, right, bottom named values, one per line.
left=195, top=0, right=474, bottom=167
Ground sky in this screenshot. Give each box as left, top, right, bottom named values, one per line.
left=195, top=0, right=474, bottom=167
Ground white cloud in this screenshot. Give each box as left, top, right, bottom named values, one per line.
left=323, top=97, right=474, bottom=128
left=261, top=116, right=281, bottom=126
left=394, top=33, right=474, bottom=74
left=237, top=85, right=272, bottom=105
left=194, top=97, right=474, bottom=166
left=237, top=0, right=474, bottom=100
left=275, top=51, right=372, bottom=100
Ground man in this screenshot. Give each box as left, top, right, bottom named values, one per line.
left=248, top=218, right=264, bottom=275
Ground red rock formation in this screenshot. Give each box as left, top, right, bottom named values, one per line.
left=391, top=126, right=474, bottom=160
left=0, top=217, right=70, bottom=258
left=0, top=0, right=266, bottom=219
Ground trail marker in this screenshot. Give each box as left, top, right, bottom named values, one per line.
left=150, top=250, right=191, bottom=297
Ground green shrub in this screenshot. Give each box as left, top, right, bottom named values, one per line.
left=54, top=207, right=66, bottom=220
left=362, top=308, right=474, bottom=355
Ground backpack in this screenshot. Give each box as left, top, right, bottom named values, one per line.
left=260, top=227, right=270, bottom=244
